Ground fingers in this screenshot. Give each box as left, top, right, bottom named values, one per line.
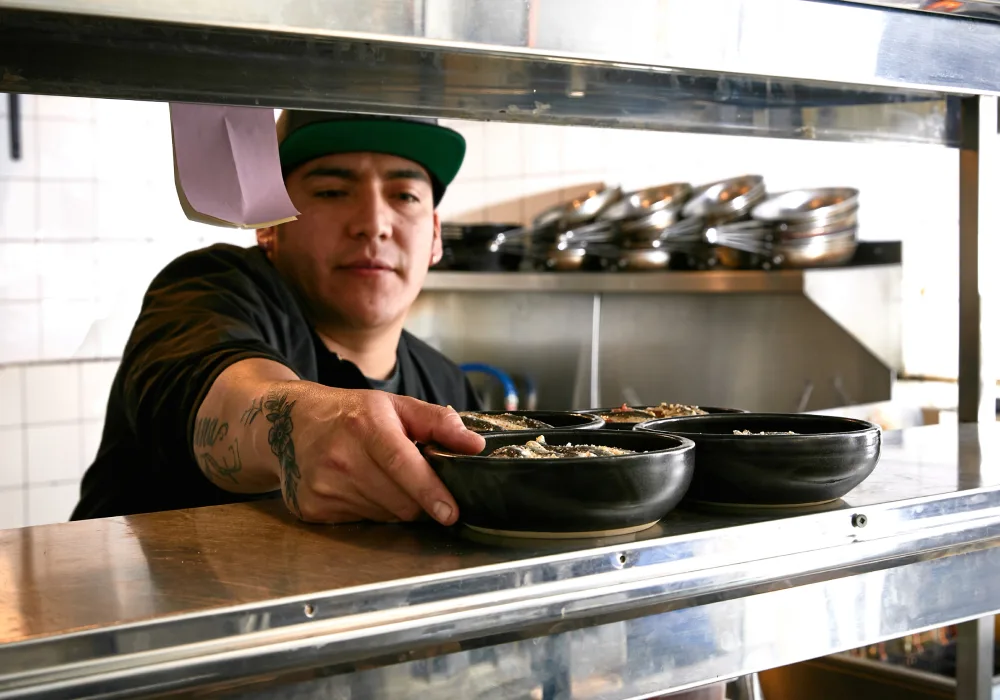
left=392, top=396, right=486, bottom=455
left=363, top=420, right=460, bottom=526
left=298, top=490, right=399, bottom=524
left=338, top=454, right=424, bottom=522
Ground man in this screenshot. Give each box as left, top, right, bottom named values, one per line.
left=72, top=110, right=486, bottom=525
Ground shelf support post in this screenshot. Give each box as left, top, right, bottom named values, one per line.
left=957, top=94, right=998, bottom=700
left=958, top=95, right=997, bottom=423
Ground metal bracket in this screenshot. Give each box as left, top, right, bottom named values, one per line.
left=6, top=93, right=20, bottom=161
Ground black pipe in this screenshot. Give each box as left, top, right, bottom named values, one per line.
left=7, top=93, right=20, bottom=161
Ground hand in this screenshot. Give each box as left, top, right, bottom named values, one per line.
left=249, top=383, right=485, bottom=525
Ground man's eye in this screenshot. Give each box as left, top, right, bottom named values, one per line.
left=315, top=190, right=347, bottom=199
left=396, top=192, right=420, bottom=203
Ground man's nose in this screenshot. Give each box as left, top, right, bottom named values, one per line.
left=347, top=185, right=393, bottom=241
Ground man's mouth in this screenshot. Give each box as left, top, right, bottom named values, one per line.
left=338, top=259, right=395, bottom=274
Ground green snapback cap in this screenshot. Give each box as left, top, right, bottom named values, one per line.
left=276, top=110, right=466, bottom=205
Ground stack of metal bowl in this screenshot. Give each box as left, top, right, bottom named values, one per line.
left=528, top=186, right=623, bottom=270
left=710, top=187, right=860, bottom=269
left=681, top=175, right=766, bottom=225
left=438, top=223, right=524, bottom=271
left=600, top=182, right=695, bottom=270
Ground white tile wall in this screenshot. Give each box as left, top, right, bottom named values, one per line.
left=81, top=361, right=117, bottom=420
left=0, top=179, right=37, bottom=240
left=27, top=482, right=80, bottom=526
left=0, top=366, right=23, bottom=427
left=37, top=120, right=97, bottom=180
left=25, top=364, right=79, bottom=423
left=26, top=424, right=83, bottom=483
left=0, top=426, right=23, bottom=488
left=0, top=302, right=42, bottom=363
left=81, top=418, right=104, bottom=472
left=0, top=96, right=968, bottom=530
left=483, top=123, right=523, bottom=179
left=37, top=181, right=97, bottom=241
left=0, top=489, right=25, bottom=530
left=0, top=243, right=41, bottom=300
left=41, top=299, right=103, bottom=359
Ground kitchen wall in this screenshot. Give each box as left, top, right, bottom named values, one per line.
left=0, top=95, right=959, bottom=528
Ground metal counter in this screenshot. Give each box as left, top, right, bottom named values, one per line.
left=1, top=1, right=999, bottom=698
left=1, top=422, right=999, bottom=698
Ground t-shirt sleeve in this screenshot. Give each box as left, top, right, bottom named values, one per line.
left=119, top=248, right=296, bottom=470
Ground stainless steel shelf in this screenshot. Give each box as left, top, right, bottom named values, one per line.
left=2, top=0, right=987, bottom=145
left=422, top=266, right=897, bottom=294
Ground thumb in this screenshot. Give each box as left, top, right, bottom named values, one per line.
left=391, top=397, right=485, bottom=454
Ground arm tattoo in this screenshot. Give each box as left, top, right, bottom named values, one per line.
left=197, top=440, right=243, bottom=484
left=193, top=417, right=228, bottom=447
left=241, top=396, right=264, bottom=427
left=264, top=390, right=302, bottom=517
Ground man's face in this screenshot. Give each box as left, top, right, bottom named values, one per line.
left=260, top=151, right=441, bottom=331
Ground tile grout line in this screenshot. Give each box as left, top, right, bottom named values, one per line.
left=19, top=365, right=28, bottom=526
left=78, top=362, right=85, bottom=481
left=0, top=478, right=79, bottom=494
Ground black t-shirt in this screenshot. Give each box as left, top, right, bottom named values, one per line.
left=71, top=244, right=480, bottom=521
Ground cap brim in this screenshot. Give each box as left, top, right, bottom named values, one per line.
left=279, top=119, right=466, bottom=197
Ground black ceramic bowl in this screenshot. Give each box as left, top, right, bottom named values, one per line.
left=422, top=429, right=694, bottom=538
left=637, top=413, right=881, bottom=506
left=579, top=405, right=748, bottom=430
left=459, top=410, right=605, bottom=433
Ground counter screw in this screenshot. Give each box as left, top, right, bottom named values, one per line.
left=304, top=604, right=316, bottom=618
left=852, top=513, right=868, bottom=528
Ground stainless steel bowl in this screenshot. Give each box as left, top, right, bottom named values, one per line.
left=751, top=187, right=859, bottom=223
left=532, top=202, right=568, bottom=231
left=713, top=211, right=860, bottom=243
left=619, top=208, right=683, bottom=235
left=682, top=175, right=766, bottom=224
left=532, top=186, right=623, bottom=231
left=715, top=226, right=858, bottom=269
left=556, top=220, right=616, bottom=246
left=563, top=186, right=623, bottom=226
left=545, top=246, right=590, bottom=271
left=774, top=208, right=858, bottom=238
left=773, top=228, right=858, bottom=267
left=599, top=182, right=692, bottom=222
left=622, top=214, right=705, bottom=247
left=616, top=247, right=671, bottom=271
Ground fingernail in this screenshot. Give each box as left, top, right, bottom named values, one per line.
left=432, top=501, right=454, bottom=524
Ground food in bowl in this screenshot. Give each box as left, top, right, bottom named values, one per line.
left=636, top=413, right=881, bottom=506
left=460, top=412, right=553, bottom=432
left=421, top=429, right=695, bottom=537
left=488, top=435, right=637, bottom=459
left=602, top=403, right=708, bottom=423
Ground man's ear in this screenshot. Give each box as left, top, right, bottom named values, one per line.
left=257, top=226, right=278, bottom=259
left=430, top=211, right=443, bottom=266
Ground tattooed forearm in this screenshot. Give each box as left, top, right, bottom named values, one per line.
left=241, top=396, right=264, bottom=427
left=264, top=390, right=302, bottom=517
left=197, top=439, right=243, bottom=484
left=193, top=417, right=228, bottom=448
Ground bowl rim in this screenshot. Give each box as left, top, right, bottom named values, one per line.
left=459, top=410, right=606, bottom=430
left=634, top=412, right=881, bottom=440
left=422, top=428, right=695, bottom=464
left=577, top=404, right=749, bottom=418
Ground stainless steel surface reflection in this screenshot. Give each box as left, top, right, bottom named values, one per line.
left=2, top=423, right=1000, bottom=698
left=0, top=0, right=972, bottom=145
left=227, top=547, right=1000, bottom=700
